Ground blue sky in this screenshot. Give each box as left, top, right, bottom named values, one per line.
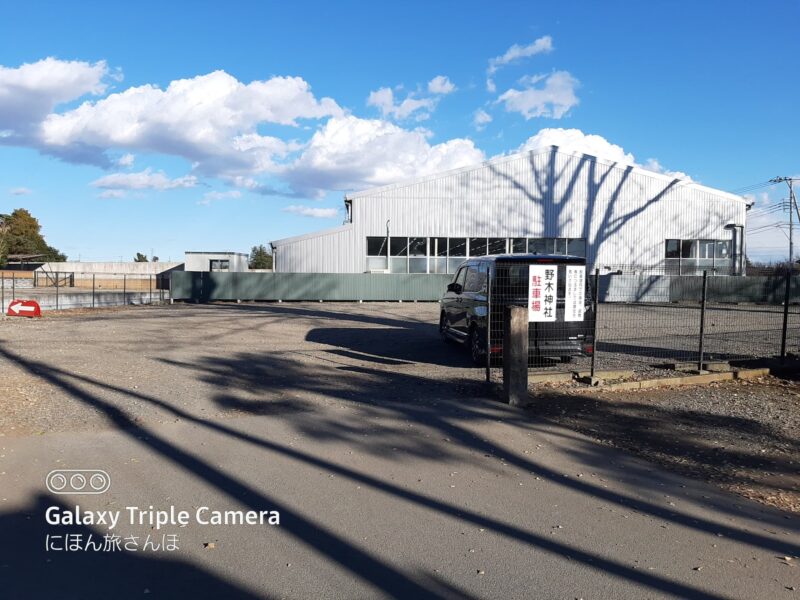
left=1, top=0, right=798, bottom=262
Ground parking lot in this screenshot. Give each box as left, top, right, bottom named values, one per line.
left=1, top=303, right=798, bottom=599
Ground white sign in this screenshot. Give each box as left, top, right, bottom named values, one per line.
left=528, top=265, right=557, bottom=322
left=564, top=265, right=586, bottom=322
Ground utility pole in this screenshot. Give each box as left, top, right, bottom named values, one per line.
left=770, top=177, right=799, bottom=271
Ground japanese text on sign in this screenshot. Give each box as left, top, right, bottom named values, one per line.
left=528, top=265, right=557, bottom=322
left=564, top=265, right=585, bottom=322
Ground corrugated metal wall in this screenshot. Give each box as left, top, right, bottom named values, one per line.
left=171, top=272, right=452, bottom=301
left=273, top=149, right=747, bottom=273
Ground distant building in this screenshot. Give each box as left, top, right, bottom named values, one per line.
left=184, top=252, right=249, bottom=272
left=271, top=147, right=750, bottom=275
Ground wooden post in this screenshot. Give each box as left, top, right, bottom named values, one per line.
left=503, top=305, right=529, bottom=406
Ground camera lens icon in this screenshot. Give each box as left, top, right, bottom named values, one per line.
left=46, top=470, right=110, bottom=495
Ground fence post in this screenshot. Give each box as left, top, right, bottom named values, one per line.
left=485, top=270, right=491, bottom=383
left=55, top=272, right=59, bottom=310
left=149, top=275, right=152, bottom=305
left=503, top=305, right=529, bottom=406
left=1, top=273, right=4, bottom=314
left=697, top=270, right=708, bottom=372
left=123, top=274, right=126, bottom=305
left=781, top=270, right=791, bottom=360
left=590, top=268, right=600, bottom=379
left=92, top=274, right=96, bottom=308
left=12, top=271, right=15, bottom=299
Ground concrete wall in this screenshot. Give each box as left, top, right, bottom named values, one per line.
left=36, top=261, right=183, bottom=276
left=1, top=290, right=169, bottom=313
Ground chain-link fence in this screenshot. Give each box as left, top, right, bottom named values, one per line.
left=486, top=263, right=800, bottom=383
left=1, top=271, right=171, bottom=313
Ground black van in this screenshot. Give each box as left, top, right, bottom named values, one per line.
left=438, top=254, right=594, bottom=365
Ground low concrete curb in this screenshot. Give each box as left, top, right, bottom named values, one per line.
left=596, top=368, right=771, bottom=391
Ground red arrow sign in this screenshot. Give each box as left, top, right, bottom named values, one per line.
left=7, top=299, right=41, bottom=318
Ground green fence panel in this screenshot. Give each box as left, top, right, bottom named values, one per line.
left=169, top=272, right=452, bottom=302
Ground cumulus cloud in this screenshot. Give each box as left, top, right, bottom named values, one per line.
left=366, top=87, right=436, bottom=121
left=198, top=190, right=242, bottom=205
left=8, top=187, right=32, bottom=196
left=282, top=205, right=340, bottom=218
left=486, top=36, right=553, bottom=92
left=643, top=158, right=690, bottom=181
left=116, top=153, right=135, bottom=167
left=517, top=128, right=691, bottom=181
left=428, top=75, right=456, bottom=95
left=0, top=57, right=109, bottom=139
left=473, top=109, right=492, bottom=131
left=496, top=71, right=579, bottom=119
left=91, top=168, right=198, bottom=191
left=26, top=69, right=340, bottom=174
left=283, top=115, right=485, bottom=196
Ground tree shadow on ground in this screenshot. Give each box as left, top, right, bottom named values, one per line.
left=0, top=495, right=263, bottom=600
left=527, top=389, right=800, bottom=497
left=2, top=342, right=789, bottom=599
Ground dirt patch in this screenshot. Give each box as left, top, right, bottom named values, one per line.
left=528, top=375, right=800, bottom=513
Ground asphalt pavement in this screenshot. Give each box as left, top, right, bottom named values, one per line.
left=0, top=303, right=798, bottom=599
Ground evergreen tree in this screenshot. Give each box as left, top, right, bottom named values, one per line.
left=249, top=244, right=273, bottom=269
left=0, top=208, right=66, bottom=265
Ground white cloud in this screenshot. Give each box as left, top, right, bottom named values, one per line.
left=428, top=75, right=456, bottom=95
left=0, top=57, right=109, bottom=139
left=473, top=109, right=492, bottom=131
left=91, top=168, right=198, bottom=191
left=488, top=36, right=554, bottom=75
left=496, top=71, right=579, bottom=119
left=643, top=158, right=690, bottom=181
left=517, top=128, right=692, bottom=181
left=487, top=36, right=553, bottom=91
left=116, top=153, right=135, bottom=167
left=38, top=70, right=342, bottom=174
left=8, top=187, right=32, bottom=196
left=198, top=190, right=242, bottom=205
left=283, top=115, right=485, bottom=196
left=367, top=87, right=436, bottom=121
left=518, top=128, right=635, bottom=163
left=283, top=205, right=340, bottom=218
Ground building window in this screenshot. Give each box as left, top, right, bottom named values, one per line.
left=431, top=237, right=448, bottom=274
left=511, top=238, right=527, bottom=253
left=367, top=236, right=388, bottom=271
left=665, top=238, right=733, bottom=275
left=209, top=259, right=230, bottom=272
left=448, top=238, right=467, bottom=273
left=469, top=238, right=487, bottom=256
left=365, top=235, right=585, bottom=274
left=389, top=237, right=408, bottom=273
left=408, top=237, right=427, bottom=273
left=527, top=237, right=586, bottom=257
left=488, top=238, right=507, bottom=254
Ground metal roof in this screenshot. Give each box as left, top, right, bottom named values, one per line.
left=344, top=146, right=747, bottom=204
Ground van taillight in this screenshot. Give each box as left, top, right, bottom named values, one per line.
left=583, top=343, right=593, bottom=355
left=490, top=344, right=503, bottom=354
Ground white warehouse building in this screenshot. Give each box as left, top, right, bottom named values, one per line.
left=271, top=147, right=750, bottom=276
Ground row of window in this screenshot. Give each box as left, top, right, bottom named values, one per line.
left=366, top=236, right=587, bottom=273
left=664, top=239, right=734, bottom=274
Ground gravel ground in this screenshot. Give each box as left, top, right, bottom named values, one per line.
left=528, top=376, right=800, bottom=513
left=1, top=301, right=798, bottom=516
